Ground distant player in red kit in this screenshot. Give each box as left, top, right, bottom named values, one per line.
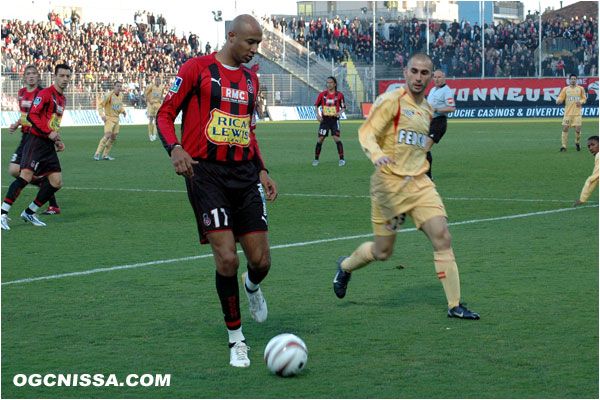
left=313, top=76, right=346, bottom=166
left=157, top=15, right=277, bottom=368
left=1, top=64, right=70, bottom=230
left=6, top=65, right=61, bottom=216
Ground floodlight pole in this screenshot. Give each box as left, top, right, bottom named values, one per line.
left=538, top=1, right=542, bottom=78
left=481, top=1, right=485, bottom=78
left=426, top=1, right=430, bottom=55
left=372, top=1, right=376, bottom=102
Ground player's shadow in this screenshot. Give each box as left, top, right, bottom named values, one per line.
left=341, top=282, right=441, bottom=309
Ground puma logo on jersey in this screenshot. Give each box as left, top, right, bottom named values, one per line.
left=211, top=77, right=222, bottom=86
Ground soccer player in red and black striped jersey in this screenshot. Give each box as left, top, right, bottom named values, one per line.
left=6, top=65, right=61, bottom=216
left=313, top=76, right=346, bottom=166
left=157, top=14, right=277, bottom=368
left=1, top=64, right=70, bottom=230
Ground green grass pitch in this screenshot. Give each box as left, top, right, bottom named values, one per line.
left=1, top=119, right=598, bottom=398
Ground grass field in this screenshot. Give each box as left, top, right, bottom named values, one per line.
left=1, top=119, right=598, bottom=399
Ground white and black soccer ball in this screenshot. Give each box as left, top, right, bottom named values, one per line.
left=264, top=333, right=308, bottom=377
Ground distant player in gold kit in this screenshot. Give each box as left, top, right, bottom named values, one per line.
left=144, top=76, right=165, bottom=141
left=332, top=53, right=479, bottom=319
left=94, top=81, right=126, bottom=160
left=573, top=135, right=598, bottom=206
left=556, top=73, right=587, bottom=152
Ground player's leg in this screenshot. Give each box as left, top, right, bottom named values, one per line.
left=334, top=193, right=401, bottom=298
left=207, top=230, right=250, bottom=367
left=9, top=162, right=20, bottom=178
left=102, top=129, right=118, bottom=160
left=185, top=163, right=250, bottom=367
left=332, top=120, right=345, bottom=166
left=420, top=215, right=479, bottom=319
left=313, top=124, right=328, bottom=165
left=95, top=131, right=111, bottom=160
left=152, top=114, right=159, bottom=140
left=575, top=125, right=582, bottom=151
left=33, top=175, right=60, bottom=215
left=239, top=232, right=270, bottom=323
left=1, top=168, right=34, bottom=230
left=147, top=109, right=155, bottom=140
left=560, top=121, right=569, bottom=152
left=22, top=171, right=62, bottom=227
left=235, top=180, right=271, bottom=322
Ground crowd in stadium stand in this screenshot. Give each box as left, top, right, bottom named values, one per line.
left=265, top=13, right=598, bottom=78
left=1, top=10, right=598, bottom=110
left=1, top=14, right=208, bottom=109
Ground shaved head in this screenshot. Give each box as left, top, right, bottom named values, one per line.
left=219, top=14, right=263, bottom=67
left=406, top=52, right=434, bottom=70
left=229, top=14, right=262, bottom=36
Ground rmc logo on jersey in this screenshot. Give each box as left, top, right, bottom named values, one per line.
left=206, top=109, right=250, bottom=147
left=221, top=87, right=248, bottom=105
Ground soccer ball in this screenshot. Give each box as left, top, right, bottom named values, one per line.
left=264, top=333, right=308, bottom=377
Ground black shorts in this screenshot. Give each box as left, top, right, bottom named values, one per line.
left=318, top=117, right=340, bottom=137
left=185, top=160, right=268, bottom=244
left=20, top=134, right=61, bottom=176
left=11, top=133, right=30, bottom=165
left=428, top=116, right=448, bottom=144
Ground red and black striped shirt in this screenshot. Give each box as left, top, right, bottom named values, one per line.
left=27, top=86, right=66, bottom=139
left=315, top=90, right=345, bottom=119
left=18, top=86, right=42, bottom=135
left=157, top=53, right=265, bottom=168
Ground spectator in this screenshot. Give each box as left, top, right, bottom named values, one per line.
left=157, top=14, right=166, bottom=34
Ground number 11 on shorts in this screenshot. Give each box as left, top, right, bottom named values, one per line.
left=210, top=208, right=229, bottom=228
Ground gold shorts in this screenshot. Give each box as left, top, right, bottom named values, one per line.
left=147, top=104, right=160, bottom=118
left=562, top=115, right=582, bottom=127
left=104, top=117, right=120, bottom=134
left=370, top=172, right=447, bottom=236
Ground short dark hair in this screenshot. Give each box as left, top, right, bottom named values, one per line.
left=406, top=52, right=434, bottom=70
left=569, top=73, right=577, bottom=79
left=54, top=63, right=71, bottom=74
left=588, top=135, right=599, bottom=143
left=24, top=64, right=38, bottom=74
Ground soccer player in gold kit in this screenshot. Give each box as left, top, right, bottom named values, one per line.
left=94, top=81, right=127, bottom=161
left=556, top=73, right=587, bottom=152
left=144, top=76, right=165, bottom=142
left=332, top=52, right=479, bottom=319
left=573, top=136, right=598, bottom=206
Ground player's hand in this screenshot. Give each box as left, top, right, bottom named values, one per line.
left=259, top=170, right=278, bottom=201
left=8, top=122, right=20, bottom=133
left=101, top=116, right=107, bottom=122
left=317, top=115, right=323, bottom=122
left=55, top=141, right=66, bottom=152
left=374, top=156, right=395, bottom=167
left=48, top=131, right=61, bottom=142
left=170, top=146, right=198, bottom=177
left=573, top=200, right=584, bottom=206
left=576, top=101, right=582, bottom=107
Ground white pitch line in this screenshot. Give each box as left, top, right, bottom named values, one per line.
left=2, top=204, right=597, bottom=286
left=0, top=185, right=588, bottom=203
